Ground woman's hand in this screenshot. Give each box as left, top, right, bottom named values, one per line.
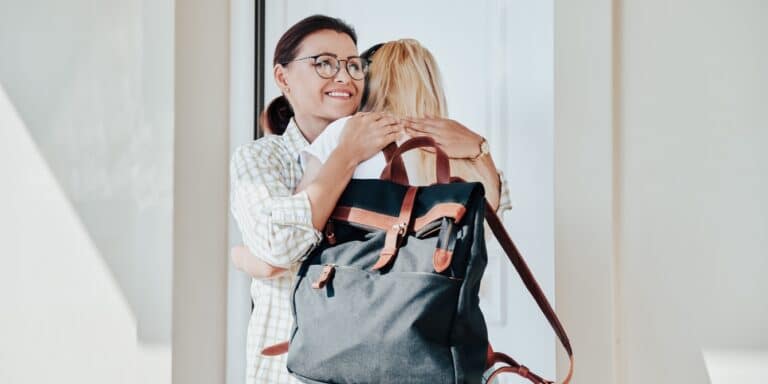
left=339, top=112, right=402, bottom=163
left=402, top=117, right=483, bottom=159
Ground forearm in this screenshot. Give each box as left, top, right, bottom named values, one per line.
left=231, top=246, right=288, bottom=279
left=474, top=154, right=502, bottom=211
left=303, top=147, right=359, bottom=230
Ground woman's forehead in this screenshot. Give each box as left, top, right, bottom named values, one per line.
left=295, top=29, right=358, bottom=57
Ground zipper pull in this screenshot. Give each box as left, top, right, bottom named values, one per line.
left=312, top=264, right=336, bottom=289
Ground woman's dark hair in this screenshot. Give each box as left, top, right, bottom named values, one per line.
left=261, top=15, right=357, bottom=135
left=359, top=43, right=384, bottom=109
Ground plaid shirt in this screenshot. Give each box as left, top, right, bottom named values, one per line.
left=231, top=120, right=318, bottom=384
left=230, top=119, right=513, bottom=383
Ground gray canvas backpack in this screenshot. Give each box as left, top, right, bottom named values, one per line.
left=263, top=138, right=574, bottom=384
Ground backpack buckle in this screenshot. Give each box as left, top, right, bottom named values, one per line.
left=392, top=222, right=408, bottom=236
left=312, top=264, right=336, bottom=289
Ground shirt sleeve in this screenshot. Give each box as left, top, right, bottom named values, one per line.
left=230, top=141, right=322, bottom=268
left=496, top=169, right=513, bottom=217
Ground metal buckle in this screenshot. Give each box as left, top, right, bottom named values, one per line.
left=392, top=222, right=408, bottom=236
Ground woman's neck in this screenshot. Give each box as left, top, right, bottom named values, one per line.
left=292, top=114, right=331, bottom=143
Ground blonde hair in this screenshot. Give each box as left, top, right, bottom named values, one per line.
left=360, top=39, right=500, bottom=208
left=361, top=39, right=447, bottom=118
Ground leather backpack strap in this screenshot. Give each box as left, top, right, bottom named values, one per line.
left=371, top=186, right=419, bottom=270
left=484, top=201, right=574, bottom=384
left=261, top=341, right=289, bottom=356
left=380, top=136, right=451, bottom=185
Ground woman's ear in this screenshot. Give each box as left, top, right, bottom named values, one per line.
left=274, top=64, right=290, bottom=94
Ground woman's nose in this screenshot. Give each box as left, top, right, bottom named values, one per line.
left=333, top=65, right=352, bottom=84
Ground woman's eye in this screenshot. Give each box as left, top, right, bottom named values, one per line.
left=316, top=59, right=334, bottom=70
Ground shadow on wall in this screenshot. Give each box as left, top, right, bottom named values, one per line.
left=1, top=82, right=171, bottom=383
left=0, top=0, right=174, bottom=344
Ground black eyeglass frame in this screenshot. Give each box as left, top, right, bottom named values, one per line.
left=287, top=54, right=370, bottom=80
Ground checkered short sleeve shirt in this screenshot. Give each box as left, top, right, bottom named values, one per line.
left=230, top=119, right=320, bottom=384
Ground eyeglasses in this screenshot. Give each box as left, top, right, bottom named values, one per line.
left=289, top=54, right=369, bottom=80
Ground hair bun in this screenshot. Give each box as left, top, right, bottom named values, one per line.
left=261, top=95, right=294, bottom=135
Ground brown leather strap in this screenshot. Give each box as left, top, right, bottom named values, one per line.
left=484, top=344, right=552, bottom=384
left=382, top=142, right=398, bottom=163
left=486, top=355, right=575, bottom=384
left=371, top=186, right=419, bottom=270
left=382, top=142, right=409, bottom=184
left=380, top=137, right=451, bottom=184
left=432, top=217, right=457, bottom=273
left=486, top=365, right=551, bottom=384
left=484, top=200, right=574, bottom=383
left=323, top=220, right=337, bottom=245
left=260, top=341, right=289, bottom=356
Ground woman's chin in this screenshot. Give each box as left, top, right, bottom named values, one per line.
left=322, top=104, right=357, bottom=119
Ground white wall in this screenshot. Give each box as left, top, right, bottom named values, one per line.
left=173, top=0, right=230, bottom=383
left=227, top=1, right=255, bottom=383
left=554, top=0, right=617, bottom=382
left=617, top=0, right=767, bottom=382
left=0, top=0, right=173, bottom=382
left=555, top=0, right=768, bottom=383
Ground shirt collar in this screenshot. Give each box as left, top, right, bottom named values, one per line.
left=282, top=118, right=310, bottom=157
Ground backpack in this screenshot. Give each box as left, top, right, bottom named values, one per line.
left=263, top=137, right=574, bottom=384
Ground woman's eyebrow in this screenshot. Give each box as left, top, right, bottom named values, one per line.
left=310, top=52, right=362, bottom=58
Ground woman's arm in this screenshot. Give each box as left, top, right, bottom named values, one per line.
left=296, top=154, right=322, bottom=193
left=230, top=142, right=322, bottom=271
left=471, top=154, right=502, bottom=211
left=230, top=113, right=402, bottom=275
left=303, top=112, right=402, bottom=230
left=231, top=245, right=288, bottom=279
left=403, top=117, right=505, bottom=211
left=231, top=154, right=323, bottom=279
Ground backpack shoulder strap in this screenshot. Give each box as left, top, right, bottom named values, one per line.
left=484, top=201, right=574, bottom=383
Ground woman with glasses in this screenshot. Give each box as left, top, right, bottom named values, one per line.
left=230, top=15, right=401, bottom=384
left=230, top=16, right=510, bottom=384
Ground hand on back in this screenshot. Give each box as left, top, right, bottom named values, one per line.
left=339, top=112, right=403, bottom=163
left=403, top=117, right=483, bottom=159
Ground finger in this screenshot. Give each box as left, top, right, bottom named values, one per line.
left=414, top=117, right=453, bottom=131
left=406, top=128, right=448, bottom=146
left=402, top=119, right=433, bottom=133
left=374, top=131, right=398, bottom=149
left=404, top=127, right=430, bottom=137
left=375, top=116, right=400, bottom=128
left=366, top=111, right=387, bottom=122
left=405, top=116, right=437, bottom=124
left=383, top=130, right=401, bottom=145
left=405, top=126, right=443, bottom=139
